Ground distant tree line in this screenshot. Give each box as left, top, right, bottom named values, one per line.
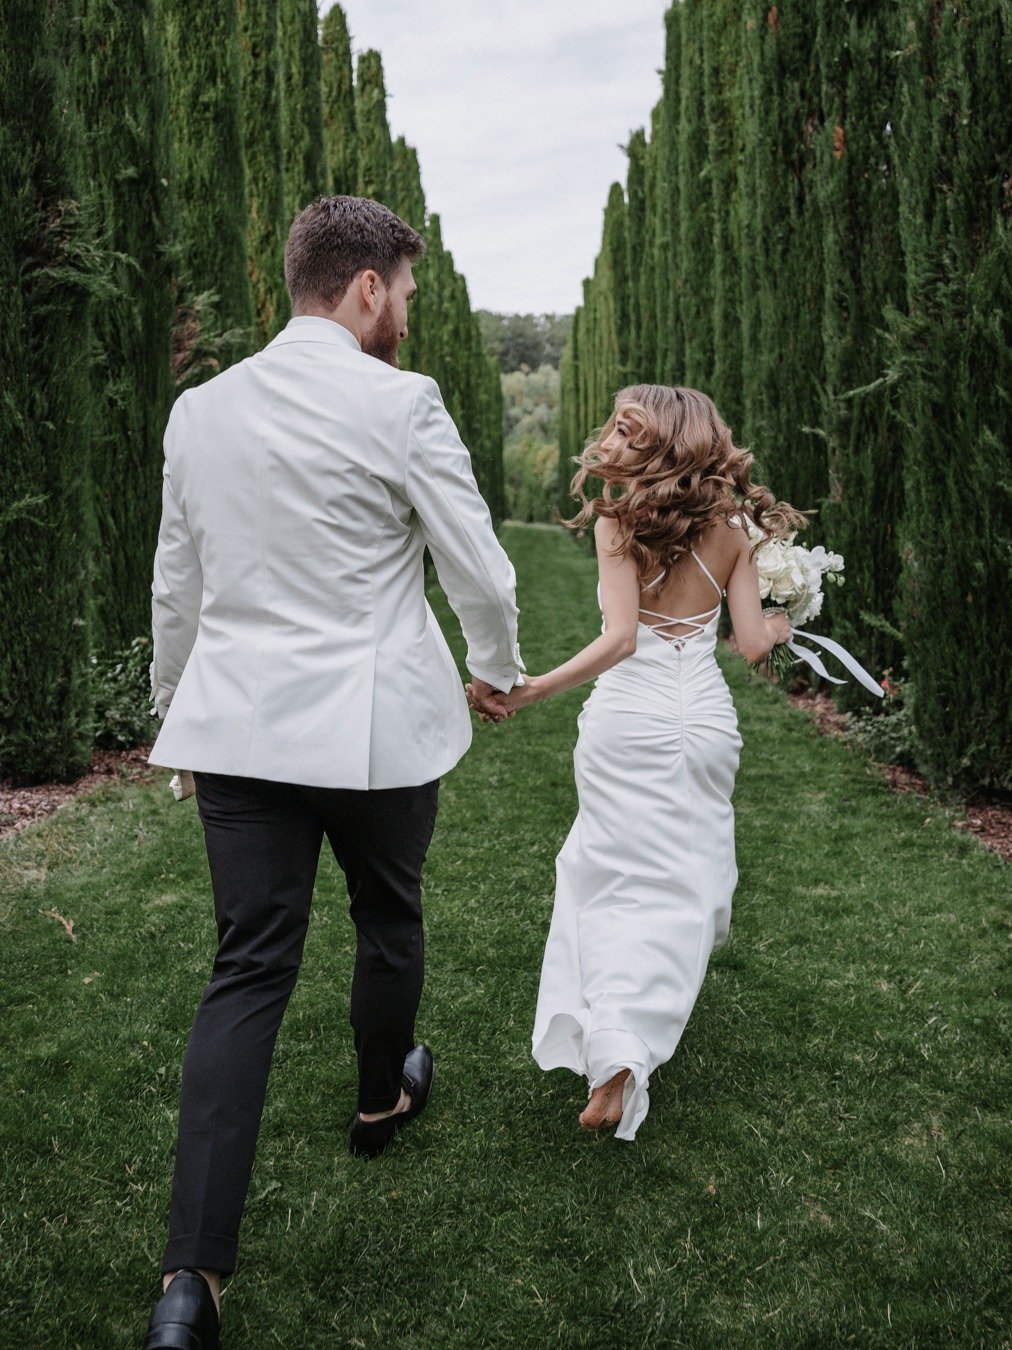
left=1, top=0, right=502, bottom=786
left=501, top=365, right=560, bottom=524
left=477, top=311, right=573, bottom=374
left=559, top=0, right=1009, bottom=793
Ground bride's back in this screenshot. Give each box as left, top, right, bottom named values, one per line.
left=636, top=520, right=740, bottom=638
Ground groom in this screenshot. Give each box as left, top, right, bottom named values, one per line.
left=142, top=196, right=524, bottom=1349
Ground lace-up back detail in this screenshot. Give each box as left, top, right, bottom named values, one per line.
left=638, top=550, right=723, bottom=649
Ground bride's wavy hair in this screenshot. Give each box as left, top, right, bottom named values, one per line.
left=561, top=384, right=810, bottom=575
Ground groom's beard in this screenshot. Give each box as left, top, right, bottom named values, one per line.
left=361, top=299, right=402, bottom=367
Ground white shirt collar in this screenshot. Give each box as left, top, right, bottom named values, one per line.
left=272, top=315, right=362, bottom=352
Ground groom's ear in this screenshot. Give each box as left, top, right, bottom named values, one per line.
left=357, top=268, right=383, bottom=314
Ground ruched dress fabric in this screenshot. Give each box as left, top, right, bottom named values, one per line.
left=531, top=552, right=743, bottom=1140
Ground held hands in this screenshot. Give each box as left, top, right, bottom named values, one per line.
left=465, top=675, right=544, bottom=724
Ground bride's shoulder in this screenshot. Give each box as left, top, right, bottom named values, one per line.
left=700, top=516, right=745, bottom=550
left=593, top=514, right=623, bottom=548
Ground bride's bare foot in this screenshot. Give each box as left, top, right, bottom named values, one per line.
left=579, top=1068, right=631, bottom=1131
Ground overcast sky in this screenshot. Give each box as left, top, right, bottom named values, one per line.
left=319, top=0, right=669, bottom=316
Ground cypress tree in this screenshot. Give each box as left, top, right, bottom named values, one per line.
left=624, top=129, right=648, bottom=379
left=639, top=106, right=661, bottom=385
left=703, top=0, right=745, bottom=434
left=279, top=0, right=325, bottom=224
left=677, top=0, right=713, bottom=392
left=575, top=284, right=593, bottom=445
left=891, top=0, right=1011, bottom=789
left=557, top=320, right=580, bottom=513
left=654, top=2, right=684, bottom=385
left=321, top=3, right=357, bottom=195
left=156, top=0, right=254, bottom=369
left=0, top=0, right=97, bottom=782
left=239, top=0, right=289, bottom=347
left=600, top=182, right=630, bottom=397
left=391, top=137, right=428, bottom=373
left=78, top=0, right=175, bottom=648
left=355, top=50, right=394, bottom=206
left=480, top=349, right=506, bottom=526
left=815, top=0, right=905, bottom=700
left=743, top=0, right=825, bottom=506
left=738, top=4, right=765, bottom=446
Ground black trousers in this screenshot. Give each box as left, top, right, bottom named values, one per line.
left=160, top=771, right=439, bottom=1277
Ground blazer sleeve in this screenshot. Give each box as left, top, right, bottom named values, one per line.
left=150, top=396, right=203, bottom=718
left=405, top=376, right=525, bottom=692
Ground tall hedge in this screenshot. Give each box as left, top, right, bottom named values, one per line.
left=279, top=0, right=325, bottom=225
left=0, top=0, right=97, bottom=783
left=4, top=0, right=504, bottom=783
left=677, top=0, right=713, bottom=391
left=321, top=4, right=358, bottom=195
left=741, top=1, right=825, bottom=504
left=703, top=0, right=745, bottom=435
left=78, top=0, right=176, bottom=648
left=156, top=0, right=253, bottom=370
left=653, top=2, right=683, bottom=386
left=557, top=0, right=1008, bottom=788
left=598, top=184, right=630, bottom=406
left=239, top=0, right=289, bottom=346
left=890, top=0, right=1011, bottom=790
left=391, top=136, right=428, bottom=373
left=624, top=129, right=648, bottom=378
left=355, top=50, right=394, bottom=204
left=816, top=0, right=905, bottom=702
left=639, top=107, right=661, bottom=384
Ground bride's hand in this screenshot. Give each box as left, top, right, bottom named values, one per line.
left=765, top=612, right=793, bottom=646
left=502, top=675, right=545, bottom=713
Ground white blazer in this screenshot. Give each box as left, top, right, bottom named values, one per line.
left=148, top=315, right=524, bottom=789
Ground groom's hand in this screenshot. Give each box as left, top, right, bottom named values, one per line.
left=466, top=678, right=514, bottom=724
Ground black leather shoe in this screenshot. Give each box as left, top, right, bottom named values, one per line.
left=348, top=1044, right=434, bottom=1160
left=143, top=1269, right=220, bottom=1350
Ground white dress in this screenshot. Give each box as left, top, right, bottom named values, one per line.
left=531, top=550, right=743, bottom=1140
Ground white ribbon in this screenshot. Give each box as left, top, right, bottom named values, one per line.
left=786, top=630, right=884, bottom=698
left=169, top=770, right=196, bottom=801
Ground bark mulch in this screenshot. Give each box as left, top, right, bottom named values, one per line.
left=0, top=746, right=158, bottom=839
left=3, top=708, right=1009, bottom=864
left=788, top=692, right=1010, bottom=864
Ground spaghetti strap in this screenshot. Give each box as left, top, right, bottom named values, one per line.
left=690, top=548, right=723, bottom=601
left=633, top=550, right=723, bottom=646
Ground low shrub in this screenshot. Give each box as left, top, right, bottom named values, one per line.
left=91, top=636, right=155, bottom=749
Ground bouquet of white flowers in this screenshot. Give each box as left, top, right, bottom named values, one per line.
left=743, top=517, right=882, bottom=697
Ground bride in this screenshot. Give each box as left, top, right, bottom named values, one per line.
left=474, top=384, right=805, bottom=1140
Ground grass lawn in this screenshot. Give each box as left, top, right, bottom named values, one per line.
left=1, top=522, right=1007, bottom=1348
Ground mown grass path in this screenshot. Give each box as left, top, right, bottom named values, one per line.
left=1, top=523, right=1007, bottom=1347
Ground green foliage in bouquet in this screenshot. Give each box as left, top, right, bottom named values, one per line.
left=91, top=638, right=156, bottom=750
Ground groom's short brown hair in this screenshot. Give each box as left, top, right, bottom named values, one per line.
left=284, top=196, right=426, bottom=309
